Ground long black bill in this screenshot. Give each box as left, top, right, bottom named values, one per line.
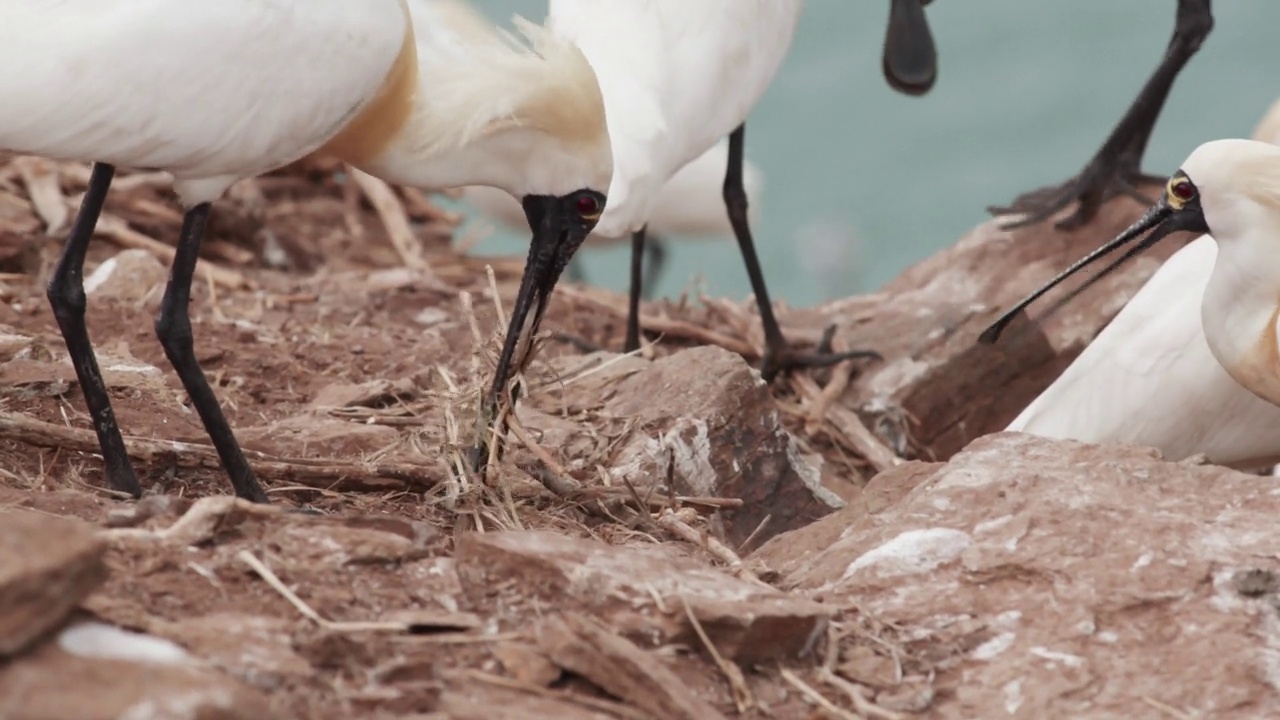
left=883, top=0, right=937, bottom=96
left=979, top=198, right=1205, bottom=345
left=469, top=195, right=586, bottom=471
left=489, top=197, right=575, bottom=408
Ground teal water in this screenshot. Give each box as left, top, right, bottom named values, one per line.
left=457, top=1, right=1278, bottom=306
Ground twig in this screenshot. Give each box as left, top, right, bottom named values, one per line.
left=656, top=508, right=765, bottom=586
left=93, top=212, right=249, bottom=289
left=0, top=410, right=439, bottom=492
left=14, top=157, right=68, bottom=234
left=556, top=285, right=758, bottom=357
left=736, top=513, right=773, bottom=554
left=1140, top=697, right=1197, bottom=720
left=348, top=165, right=435, bottom=276
left=791, top=373, right=900, bottom=473
left=818, top=668, right=903, bottom=720
left=780, top=668, right=861, bottom=720
left=506, top=411, right=581, bottom=497
left=453, top=670, right=651, bottom=720
left=678, top=595, right=754, bottom=714
left=238, top=550, right=409, bottom=633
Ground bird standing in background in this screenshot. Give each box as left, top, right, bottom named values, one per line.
left=989, top=0, right=1213, bottom=230
left=543, top=0, right=938, bottom=379
left=5, top=0, right=613, bottom=501
left=459, top=138, right=765, bottom=300
left=983, top=133, right=1280, bottom=467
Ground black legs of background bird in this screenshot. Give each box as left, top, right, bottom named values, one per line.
left=624, top=125, right=881, bottom=378
left=45, top=161, right=268, bottom=503
left=155, top=204, right=268, bottom=503
left=47, top=163, right=140, bottom=497
left=990, top=0, right=1213, bottom=231
left=721, top=124, right=880, bottom=382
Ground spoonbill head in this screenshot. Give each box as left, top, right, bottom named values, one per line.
left=984, top=138, right=1280, bottom=408
left=1002, top=102, right=1280, bottom=468
left=457, top=138, right=765, bottom=298
left=339, top=3, right=614, bottom=438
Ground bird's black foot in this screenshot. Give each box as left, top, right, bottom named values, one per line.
left=759, top=324, right=882, bottom=383
left=988, top=158, right=1165, bottom=232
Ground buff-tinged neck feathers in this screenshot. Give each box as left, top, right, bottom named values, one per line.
left=1224, top=301, right=1280, bottom=406
left=319, top=0, right=418, bottom=164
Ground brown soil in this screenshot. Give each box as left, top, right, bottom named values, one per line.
left=0, top=157, right=905, bottom=718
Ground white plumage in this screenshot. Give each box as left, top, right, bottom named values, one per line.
left=547, top=0, right=799, bottom=240
left=1007, top=101, right=1280, bottom=468
left=458, top=138, right=764, bottom=247
left=0, top=0, right=409, bottom=206
left=4, top=0, right=616, bottom=499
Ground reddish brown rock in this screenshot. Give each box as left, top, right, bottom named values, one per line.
left=455, top=530, right=831, bottom=664
left=0, top=510, right=105, bottom=657
left=535, top=346, right=840, bottom=547
left=539, top=614, right=728, bottom=720
left=0, top=621, right=272, bottom=720
left=759, top=432, right=1280, bottom=718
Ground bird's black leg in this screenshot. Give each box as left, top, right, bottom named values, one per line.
left=154, top=204, right=268, bottom=503
left=723, top=124, right=881, bottom=382
left=46, top=163, right=142, bottom=497
left=990, top=0, right=1213, bottom=231
left=623, top=226, right=647, bottom=353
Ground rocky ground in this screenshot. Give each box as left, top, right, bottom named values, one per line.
left=2, top=154, right=1277, bottom=719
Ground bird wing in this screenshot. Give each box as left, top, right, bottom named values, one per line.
left=0, top=0, right=406, bottom=188
left=547, top=0, right=799, bottom=237
left=1010, top=234, right=1280, bottom=466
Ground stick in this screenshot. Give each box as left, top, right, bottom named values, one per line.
left=656, top=508, right=765, bottom=586
left=791, top=373, right=900, bottom=473
left=348, top=165, right=437, bottom=277
left=0, top=410, right=438, bottom=492
left=780, top=668, right=861, bottom=720
left=238, top=550, right=409, bottom=632
left=555, top=285, right=758, bottom=357
left=678, top=595, right=754, bottom=713
left=14, top=157, right=68, bottom=234
left=817, top=669, right=904, bottom=720
left=94, top=212, right=249, bottom=290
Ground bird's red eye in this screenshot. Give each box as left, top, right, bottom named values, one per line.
left=575, top=195, right=600, bottom=217
left=1170, top=179, right=1195, bottom=201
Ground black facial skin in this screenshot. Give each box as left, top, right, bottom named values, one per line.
left=468, top=188, right=605, bottom=471
left=883, top=0, right=938, bottom=96
left=979, top=169, right=1211, bottom=345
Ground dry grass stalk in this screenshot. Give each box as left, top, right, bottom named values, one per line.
left=0, top=410, right=439, bottom=492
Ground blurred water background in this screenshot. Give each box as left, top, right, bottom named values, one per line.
left=451, top=1, right=1278, bottom=306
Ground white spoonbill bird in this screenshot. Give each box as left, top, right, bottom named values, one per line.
left=459, top=139, right=765, bottom=299
left=990, top=0, right=1213, bottom=230
left=997, top=100, right=1280, bottom=468
left=982, top=137, right=1280, bottom=465
left=7, top=1, right=611, bottom=502
left=543, top=0, right=937, bottom=378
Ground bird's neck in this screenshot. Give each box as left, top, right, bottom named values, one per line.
left=342, top=28, right=608, bottom=199
left=1203, top=240, right=1280, bottom=406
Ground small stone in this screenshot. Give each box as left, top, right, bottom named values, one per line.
left=0, top=511, right=106, bottom=657
left=456, top=530, right=832, bottom=663
left=0, top=621, right=272, bottom=719
left=83, top=249, right=167, bottom=304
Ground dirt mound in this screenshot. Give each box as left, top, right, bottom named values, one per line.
left=0, top=155, right=1231, bottom=718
